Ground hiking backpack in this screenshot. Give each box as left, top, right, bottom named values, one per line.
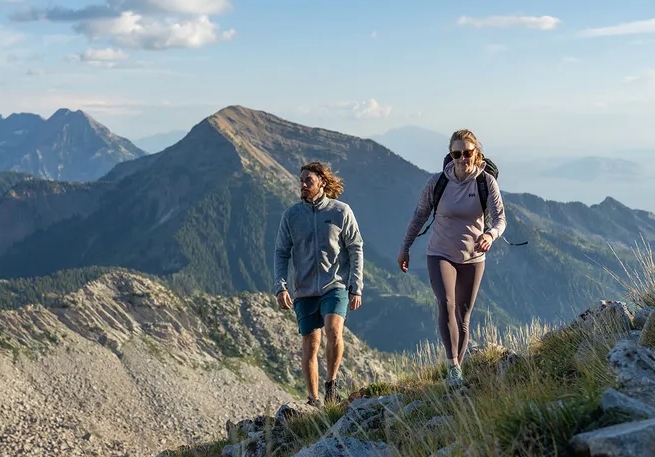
left=416, top=153, right=527, bottom=246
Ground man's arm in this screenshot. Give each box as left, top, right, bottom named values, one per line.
left=341, top=205, right=364, bottom=296
left=273, top=210, right=293, bottom=296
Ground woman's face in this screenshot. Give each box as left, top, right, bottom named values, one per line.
left=450, top=139, right=477, bottom=174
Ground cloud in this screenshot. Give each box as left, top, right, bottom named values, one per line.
left=72, top=12, right=234, bottom=50
left=371, top=30, right=377, bottom=39
left=68, top=48, right=156, bottom=69
left=578, top=18, right=655, bottom=37
left=26, top=68, right=44, bottom=76
left=10, top=0, right=235, bottom=51
left=80, top=47, right=129, bottom=61
left=118, top=0, right=232, bottom=16
left=457, top=15, right=561, bottom=30
left=304, top=99, right=393, bottom=119
left=11, top=0, right=232, bottom=21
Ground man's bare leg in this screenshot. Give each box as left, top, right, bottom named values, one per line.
left=324, top=314, right=345, bottom=382
left=302, top=329, right=321, bottom=401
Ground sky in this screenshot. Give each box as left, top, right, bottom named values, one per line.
left=2, top=0, right=655, bottom=155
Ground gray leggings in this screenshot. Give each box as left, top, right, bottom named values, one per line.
left=427, top=255, right=485, bottom=362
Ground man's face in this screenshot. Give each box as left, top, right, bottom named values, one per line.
left=300, top=170, right=324, bottom=201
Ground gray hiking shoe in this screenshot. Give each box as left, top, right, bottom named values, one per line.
left=307, top=396, right=322, bottom=408
left=324, top=379, right=342, bottom=404
left=446, top=365, right=463, bottom=387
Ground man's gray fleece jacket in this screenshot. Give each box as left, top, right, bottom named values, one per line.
left=274, top=195, right=364, bottom=299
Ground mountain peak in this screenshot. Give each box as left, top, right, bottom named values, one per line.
left=48, top=108, right=98, bottom=127
left=0, top=108, right=147, bottom=182
left=598, top=196, right=624, bottom=207
left=211, top=105, right=290, bottom=131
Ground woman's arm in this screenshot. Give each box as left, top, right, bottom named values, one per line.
left=485, top=174, right=507, bottom=241
left=399, top=174, right=439, bottom=254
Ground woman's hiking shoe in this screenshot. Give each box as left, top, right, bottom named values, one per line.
left=307, top=396, right=322, bottom=408
left=446, top=365, right=463, bottom=387
left=324, top=379, right=342, bottom=404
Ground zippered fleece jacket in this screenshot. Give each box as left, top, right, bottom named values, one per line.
left=400, top=160, right=507, bottom=264
left=274, top=195, right=364, bottom=299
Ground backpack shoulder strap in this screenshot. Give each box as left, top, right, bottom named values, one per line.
left=416, top=173, right=449, bottom=237
left=476, top=172, right=489, bottom=213
left=432, top=172, right=449, bottom=215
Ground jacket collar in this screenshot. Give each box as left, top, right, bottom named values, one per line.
left=301, top=193, right=330, bottom=210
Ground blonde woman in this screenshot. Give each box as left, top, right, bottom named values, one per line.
left=398, top=129, right=507, bottom=386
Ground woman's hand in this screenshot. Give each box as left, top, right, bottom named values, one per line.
left=398, top=252, right=410, bottom=272
left=475, top=233, right=493, bottom=252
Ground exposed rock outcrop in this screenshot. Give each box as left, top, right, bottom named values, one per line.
left=0, top=271, right=393, bottom=457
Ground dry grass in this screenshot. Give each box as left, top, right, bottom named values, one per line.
left=605, top=235, right=655, bottom=310
left=162, top=243, right=655, bottom=457
left=162, top=308, right=634, bottom=457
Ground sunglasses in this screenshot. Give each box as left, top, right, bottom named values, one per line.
left=450, top=149, right=475, bottom=160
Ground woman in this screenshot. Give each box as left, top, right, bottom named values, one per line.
left=397, top=129, right=506, bottom=386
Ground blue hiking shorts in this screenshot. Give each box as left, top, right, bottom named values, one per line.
left=293, top=287, right=349, bottom=336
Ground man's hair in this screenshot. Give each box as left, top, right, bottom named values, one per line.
left=300, top=161, right=344, bottom=199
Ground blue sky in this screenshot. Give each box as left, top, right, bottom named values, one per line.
left=2, top=0, right=655, bottom=155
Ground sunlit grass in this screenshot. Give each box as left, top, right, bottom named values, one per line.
left=160, top=242, right=655, bottom=457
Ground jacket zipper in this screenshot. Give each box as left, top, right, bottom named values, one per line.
left=313, top=204, right=319, bottom=295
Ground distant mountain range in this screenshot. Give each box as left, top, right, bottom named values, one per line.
left=0, top=106, right=651, bottom=354
left=133, top=130, right=187, bottom=153
left=0, top=109, right=147, bottom=182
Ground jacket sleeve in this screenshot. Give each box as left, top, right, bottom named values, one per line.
left=273, top=210, right=292, bottom=295
left=485, top=174, right=507, bottom=241
left=399, top=174, right=437, bottom=254
left=341, top=205, right=364, bottom=296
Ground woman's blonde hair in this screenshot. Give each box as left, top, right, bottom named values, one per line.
left=449, top=129, right=484, bottom=167
left=300, top=161, right=344, bottom=199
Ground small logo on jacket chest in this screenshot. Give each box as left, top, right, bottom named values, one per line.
left=468, top=193, right=476, bottom=198
left=324, top=219, right=332, bottom=224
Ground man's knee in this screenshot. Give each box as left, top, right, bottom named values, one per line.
left=324, top=314, right=344, bottom=345
left=302, top=330, right=321, bottom=356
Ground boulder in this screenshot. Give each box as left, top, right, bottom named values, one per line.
left=291, top=436, right=396, bottom=457
left=569, top=418, right=655, bottom=456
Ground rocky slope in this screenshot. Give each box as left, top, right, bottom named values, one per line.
left=0, top=108, right=147, bottom=182
left=160, top=302, right=655, bottom=457
left=0, top=271, right=393, bottom=457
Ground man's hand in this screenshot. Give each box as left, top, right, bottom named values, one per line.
left=475, top=233, right=493, bottom=252
left=349, top=293, right=362, bottom=311
left=276, top=290, right=292, bottom=310
left=397, top=252, right=409, bottom=272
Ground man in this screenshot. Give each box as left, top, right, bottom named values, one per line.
left=273, top=161, right=364, bottom=407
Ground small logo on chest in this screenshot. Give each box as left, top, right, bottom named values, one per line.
left=324, top=219, right=332, bottom=224
left=468, top=193, right=476, bottom=198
